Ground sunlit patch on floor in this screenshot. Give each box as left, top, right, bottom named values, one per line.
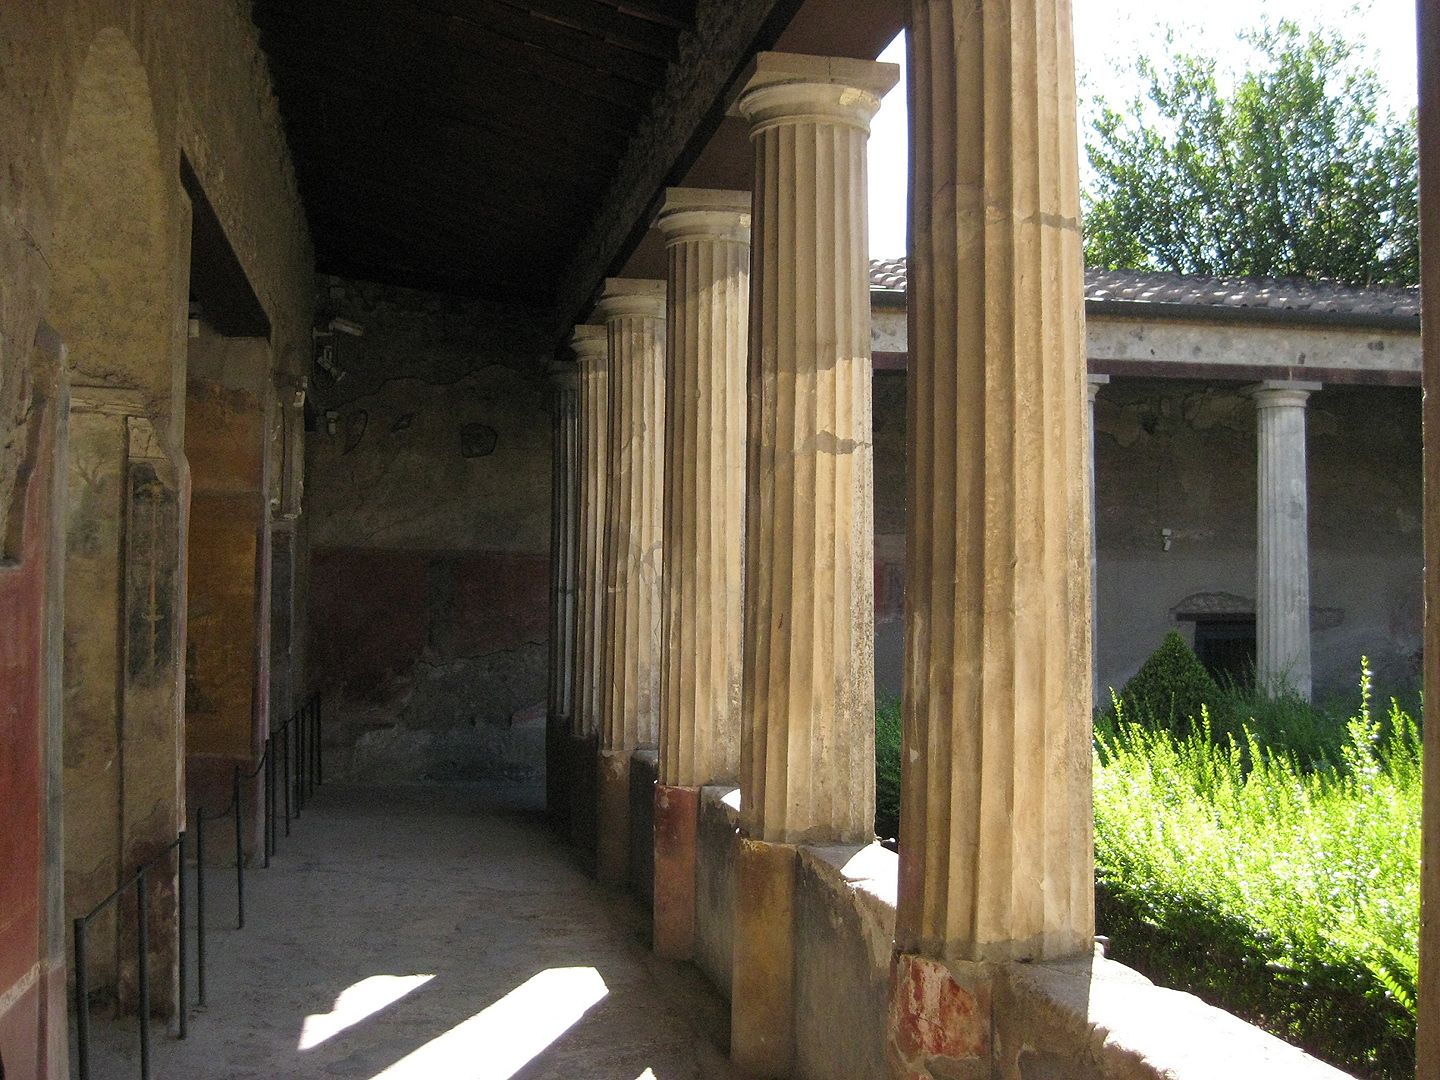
left=368, top=966, right=609, bottom=1080
left=299, top=974, right=435, bottom=1050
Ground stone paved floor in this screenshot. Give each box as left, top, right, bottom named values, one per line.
left=79, top=784, right=745, bottom=1080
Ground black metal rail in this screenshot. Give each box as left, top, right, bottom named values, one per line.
left=73, top=833, right=186, bottom=1080
left=72, top=692, right=323, bottom=1080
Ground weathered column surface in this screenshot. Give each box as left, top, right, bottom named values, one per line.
left=567, top=326, right=609, bottom=860
left=893, top=1, right=1093, bottom=1072
left=652, top=188, right=751, bottom=961
left=595, top=279, right=666, bottom=887
left=1417, top=2, right=1440, bottom=1069
left=1250, top=380, right=1318, bottom=701
left=1088, top=373, right=1109, bottom=704
left=732, top=52, right=896, bottom=1080
left=546, top=359, right=580, bottom=830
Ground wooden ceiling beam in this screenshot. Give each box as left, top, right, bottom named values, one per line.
left=401, top=0, right=671, bottom=83
left=257, top=0, right=657, bottom=118
left=272, top=69, right=622, bottom=180
left=488, top=0, right=681, bottom=56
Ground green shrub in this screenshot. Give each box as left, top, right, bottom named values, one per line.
left=1114, top=630, right=1222, bottom=736
left=875, top=693, right=902, bottom=842
left=1095, top=666, right=1420, bottom=1078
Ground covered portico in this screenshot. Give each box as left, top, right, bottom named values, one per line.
left=5, top=1, right=1440, bottom=1078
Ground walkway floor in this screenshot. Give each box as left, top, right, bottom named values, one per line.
left=82, top=784, right=745, bottom=1080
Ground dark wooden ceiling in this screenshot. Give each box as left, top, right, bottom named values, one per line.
left=252, top=0, right=699, bottom=307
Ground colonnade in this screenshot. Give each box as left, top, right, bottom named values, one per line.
left=546, top=6, right=1112, bottom=1075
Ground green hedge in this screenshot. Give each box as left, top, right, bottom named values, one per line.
left=1094, top=671, right=1420, bottom=1078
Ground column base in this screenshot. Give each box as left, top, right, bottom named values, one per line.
left=887, top=954, right=991, bottom=1079
left=731, top=836, right=796, bottom=1079
left=567, top=733, right=598, bottom=876
left=596, top=748, right=631, bottom=887
left=653, top=784, right=698, bottom=959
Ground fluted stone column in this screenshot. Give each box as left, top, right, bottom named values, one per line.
left=1416, top=5, right=1440, bottom=1066
left=731, top=53, right=897, bottom=1079
left=891, top=5, right=1093, bottom=1075
left=1089, top=373, right=1109, bottom=704
left=595, top=279, right=666, bottom=887
left=653, top=189, right=750, bottom=960
left=1250, top=380, right=1319, bottom=700
left=568, top=326, right=609, bottom=860
left=546, top=359, right=580, bottom=830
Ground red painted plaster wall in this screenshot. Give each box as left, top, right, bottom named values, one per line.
left=0, top=399, right=59, bottom=1080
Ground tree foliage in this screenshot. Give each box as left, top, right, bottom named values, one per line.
left=1083, top=22, right=1418, bottom=285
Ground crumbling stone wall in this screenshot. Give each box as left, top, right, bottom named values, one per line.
left=305, top=277, right=554, bottom=784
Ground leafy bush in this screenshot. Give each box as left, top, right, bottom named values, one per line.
left=875, top=693, right=902, bottom=842
left=1095, top=666, right=1420, bottom=1078
left=1111, top=629, right=1222, bottom=735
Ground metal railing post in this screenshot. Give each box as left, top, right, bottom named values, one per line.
left=316, top=695, right=323, bottom=786
left=283, top=721, right=291, bottom=836
left=138, top=864, right=152, bottom=1080
left=75, top=915, right=90, bottom=1080
left=262, top=738, right=272, bottom=869
left=177, top=830, right=188, bottom=1038
left=233, top=765, right=245, bottom=930
left=196, top=813, right=206, bottom=1006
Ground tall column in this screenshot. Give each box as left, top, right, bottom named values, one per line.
left=652, top=188, right=751, bottom=961
left=1416, top=1, right=1440, bottom=1068
left=1250, top=380, right=1318, bottom=701
left=731, top=53, right=896, bottom=1079
left=569, top=325, right=609, bottom=862
left=892, top=4, right=1093, bottom=1076
left=1088, top=373, right=1109, bottom=703
left=595, top=279, right=666, bottom=887
left=546, top=359, right=580, bottom=830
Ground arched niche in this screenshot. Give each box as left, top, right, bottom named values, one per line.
left=48, top=27, right=172, bottom=402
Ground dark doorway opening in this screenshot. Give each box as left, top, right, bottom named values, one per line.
left=1193, top=617, right=1256, bottom=689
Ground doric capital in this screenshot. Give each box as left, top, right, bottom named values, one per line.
left=570, top=324, right=609, bottom=367
left=731, top=52, right=899, bottom=135
left=1086, top=373, right=1110, bottom=404
left=1246, top=379, right=1322, bottom=409
left=654, top=188, right=752, bottom=247
left=595, top=278, right=666, bottom=321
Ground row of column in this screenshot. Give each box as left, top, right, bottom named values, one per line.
left=547, top=12, right=1098, bottom=1077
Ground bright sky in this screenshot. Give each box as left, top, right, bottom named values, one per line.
left=866, top=1, right=1420, bottom=259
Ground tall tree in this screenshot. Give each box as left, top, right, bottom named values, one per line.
left=1083, top=22, right=1418, bottom=285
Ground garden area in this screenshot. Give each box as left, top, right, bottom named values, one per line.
left=875, top=631, right=1422, bottom=1079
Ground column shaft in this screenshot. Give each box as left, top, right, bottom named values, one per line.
left=737, top=53, right=895, bottom=849
left=546, top=360, right=580, bottom=829
left=653, top=189, right=751, bottom=961
left=568, top=327, right=609, bottom=862
left=571, top=329, right=610, bottom=742
left=596, top=279, right=666, bottom=887
left=1252, top=381, right=1318, bottom=700
left=898, top=0, right=1093, bottom=983
left=1416, top=2, right=1440, bottom=1067
left=730, top=53, right=897, bottom=1080
left=657, top=190, right=750, bottom=790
